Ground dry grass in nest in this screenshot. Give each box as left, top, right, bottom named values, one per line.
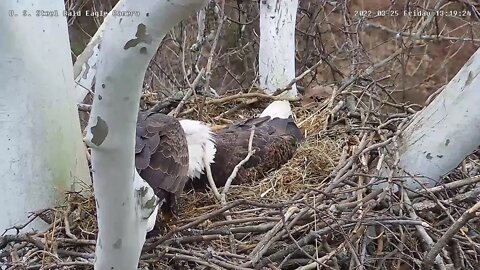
left=65, top=189, right=98, bottom=238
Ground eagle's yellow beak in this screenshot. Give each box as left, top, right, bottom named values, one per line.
left=210, top=124, right=228, bottom=131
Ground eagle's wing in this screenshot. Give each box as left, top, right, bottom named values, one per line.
left=223, top=116, right=270, bottom=131
left=135, top=112, right=189, bottom=211
left=224, top=116, right=303, bottom=140
left=197, top=123, right=298, bottom=187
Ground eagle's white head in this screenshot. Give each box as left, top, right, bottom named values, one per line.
left=179, top=119, right=216, bottom=179
left=259, top=100, right=292, bottom=119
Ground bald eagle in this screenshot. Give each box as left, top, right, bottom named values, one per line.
left=179, top=100, right=303, bottom=189
left=135, top=111, right=189, bottom=217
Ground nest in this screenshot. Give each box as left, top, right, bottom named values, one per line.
left=2, top=94, right=480, bottom=270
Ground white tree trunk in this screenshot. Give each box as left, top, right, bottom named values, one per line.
left=381, top=48, right=480, bottom=190
left=0, top=1, right=90, bottom=232
left=83, top=0, right=207, bottom=269
left=190, top=7, right=206, bottom=51
left=259, top=0, right=299, bottom=98
left=73, top=1, right=123, bottom=104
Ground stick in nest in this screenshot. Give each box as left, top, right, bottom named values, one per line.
left=422, top=200, right=480, bottom=270
left=204, top=153, right=221, bottom=201
left=222, top=126, right=256, bottom=200
left=143, top=199, right=278, bottom=252
left=170, top=68, right=205, bottom=117
left=249, top=205, right=298, bottom=265
left=402, top=190, right=446, bottom=269
left=217, top=127, right=256, bottom=253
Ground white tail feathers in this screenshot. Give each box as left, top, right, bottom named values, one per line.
left=259, top=100, right=292, bottom=119
left=179, top=119, right=217, bottom=179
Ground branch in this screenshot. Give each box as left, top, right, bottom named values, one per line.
left=202, top=4, right=225, bottom=97
left=144, top=198, right=291, bottom=253
left=422, top=201, right=480, bottom=269
left=204, top=150, right=222, bottom=201
left=171, top=68, right=206, bottom=117
left=402, top=190, right=446, bottom=270
left=417, top=175, right=480, bottom=195
left=274, top=58, right=324, bottom=96
left=222, top=127, right=256, bottom=197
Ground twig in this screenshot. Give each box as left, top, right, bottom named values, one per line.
left=204, top=153, right=222, bottom=201
left=425, top=85, right=445, bottom=106
left=158, top=246, right=254, bottom=270
left=214, top=98, right=258, bottom=120
left=147, top=90, right=185, bottom=114
left=163, top=253, right=223, bottom=270
left=63, top=202, right=77, bottom=240
left=249, top=206, right=298, bottom=265
left=143, top=199, right=286, bottom=252
left=417, top=175, right=480, bottom=195
left=209, top=92, right=299, bottom=104
left=171, top=68, right=206, bottom=117
left=402, top=190, right=446, bottom=270
left=216, top=127, right=256, bottom=253
left=422, top=201, right=480, bottom=270
left=26, top=261, right=93, bottom=270
left=222, top=127, right=256, bottom=197
left=203, top=6, right=225, bottom=98
left=0, top=234, right=94, bottom=260
left=274, top=58, right=325, bottom=96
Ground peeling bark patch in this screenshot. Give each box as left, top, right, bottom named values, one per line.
left=90, top=116, right=109, bottom=146
left=98, top=95, right=102, bottom=100
left=113, top=238, right=122, bottom=249
left=139, top=186, right=148, bottom=197
left=140, top=47, right=147, bottom=54
left=465, top=71, right=475, bottom=86
left=426, top=153, right=433, bottom=160
left=123, top=24, right=152, bottom=50
left=445, top=139, right=450, bottom=146
left=82, top=63, right=90, bottom=79
left=145, top=197, right=157, bottom=209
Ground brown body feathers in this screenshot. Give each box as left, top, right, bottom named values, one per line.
left=192, top=115, right=303, bottom=189
left=135, top=112, right=189, bottom=214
